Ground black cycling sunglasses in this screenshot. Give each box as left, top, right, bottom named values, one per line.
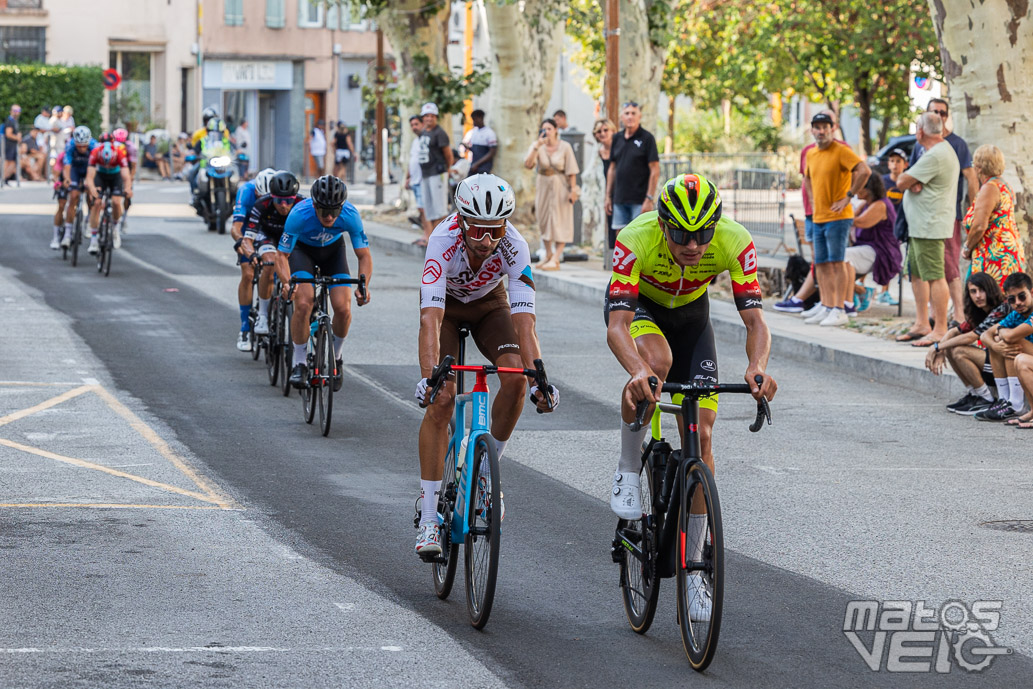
left=272, top=195, right=295, bottom=205
left=661, top=218, right=716, bottom=247
left=314, top=204, right=342, bottom=218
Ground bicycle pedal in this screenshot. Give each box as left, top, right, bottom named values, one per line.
left=417, top=551, right=446, bottom=564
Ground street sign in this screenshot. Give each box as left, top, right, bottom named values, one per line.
left=103, top=69, right=121, bottom=90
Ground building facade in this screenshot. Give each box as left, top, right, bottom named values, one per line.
left=202, top=0, right=379, bottom=176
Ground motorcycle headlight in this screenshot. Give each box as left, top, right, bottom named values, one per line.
left=210, top=156, right=231, bottom=167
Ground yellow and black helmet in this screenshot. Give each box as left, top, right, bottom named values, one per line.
left=657, top=173, right=722, bottom=238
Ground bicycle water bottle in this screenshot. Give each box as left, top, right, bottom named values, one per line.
left=309, top=320, right=318, bottom=338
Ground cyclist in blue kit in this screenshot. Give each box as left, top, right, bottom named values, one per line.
left=274, top=175, right=373, bottom=390
left=230, top=167, right=276, bottom=352
left=59, top=126, right=97, bottom=248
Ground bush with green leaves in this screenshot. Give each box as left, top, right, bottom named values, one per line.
left=0, top=63, right=104, bottom=134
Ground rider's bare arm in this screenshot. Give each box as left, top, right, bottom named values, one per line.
left=738, top=307, right=776, bottom=400
left=606, top=309, right=660, bottom=405
left=418, top=306, right=445, bottom=379
left=354, top=247, right=372, bottom=305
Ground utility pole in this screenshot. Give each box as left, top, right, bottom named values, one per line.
left=462, top=1, right=474, bottom=137
left=374, top=27, right=386, bottom=205
left=604, top=0, right=620, bottom=125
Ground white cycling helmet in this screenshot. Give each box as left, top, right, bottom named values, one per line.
left=253, top=168, right=276, bottom=196
left=72, top=126, right=92, bottom=144
left=454, top=173, right=515, bottom=221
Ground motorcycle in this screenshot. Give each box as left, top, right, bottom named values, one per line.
left=194, top=136, right=238, bottom=234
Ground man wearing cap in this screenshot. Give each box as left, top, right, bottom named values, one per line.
left=416, top=102, right=454, bottom=246
left=802, top=111, right=871, bottom=327
left=3, top=105, right=21, bottom=183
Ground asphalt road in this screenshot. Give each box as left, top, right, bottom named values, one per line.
left=2, top=183, right=1032, bottom=687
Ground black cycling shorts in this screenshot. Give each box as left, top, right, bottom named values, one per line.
left=288, top=239, right=352, bottom=286
left=95, top=172, right=124, bottom=197
left=604, top=290, right=719, bottom=410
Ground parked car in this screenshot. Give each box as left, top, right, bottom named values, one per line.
left=867, top=134, right=916, bottom=174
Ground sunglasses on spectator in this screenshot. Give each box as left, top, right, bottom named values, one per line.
left=931, top=109, right=948, bottom=117
left=272, top=195, right=295, bottom=205
left=1006, top=292, right=1030, bottom=304
left=461, top=217, right=507, bottom=241
left=314, top=204, right=342, bottom=218
left=661, top=218, right=716, bottom=246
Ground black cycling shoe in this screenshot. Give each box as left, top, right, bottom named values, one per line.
left=289, top=363, right=310, bottom=389
left=333, top=359, right=343, bottom=392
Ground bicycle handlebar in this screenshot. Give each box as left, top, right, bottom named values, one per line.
left=630, top=375, right=772, bottom=433
left=289, top=273, right=367, bottom=301
left=421, top=355, right=554, bottom=412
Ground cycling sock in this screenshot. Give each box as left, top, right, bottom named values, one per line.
left=258, top=297, right=271, bottom=318
left=972, top=384, right=993, bottom=402
left=688, top=514, right=707, bottom=562
left=333, top=334, right=345, bottom=359
left=420, top=480, right=441, bottom=526
left=238, top=305, right=250, bottom=331
left=495, top=438, right=507, bottom=460
left=293, top=343, right=307, bottom=365
left=619, top=421, right=648, bottom=474
left=994, top=378, right=1008, bottom=400
left=1008, top=377, right=1025, bottom=409
left=52, top=225, right=61, bottom=240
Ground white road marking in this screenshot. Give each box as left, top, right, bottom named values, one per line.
left=0, top=646, right=397, bottom=653
left=81, top=377, right=100, bottom=385
left=333, top=602, right=355, bottom=612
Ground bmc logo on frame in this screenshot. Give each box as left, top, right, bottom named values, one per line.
left=843, top=599, right=1011, bottom=673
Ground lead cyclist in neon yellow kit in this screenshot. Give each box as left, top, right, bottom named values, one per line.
left=604, top=173, right=778, bottom=519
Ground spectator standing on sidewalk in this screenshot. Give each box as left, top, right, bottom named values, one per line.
left=592, top=117, right=617, bottom=250
left=525, top=117, right=580, bottom=271
left=464, top=109, right=497, bottom=175
left=963, top=144, right=1027, bottom=286
left=3, top=104, right=21, bottom=183
left=309, top=119, right=328, bottom=177
left=926, top=271, right=1004, bottom=415
left=605, top=102, right=660, bottom=233
left=416, top=102, right=454, bottom=246
left=895, top=112, right=960, bottom=346
left=333, top=122, right=356, bottom=182
left=801, top=111, right=871, bottom=327
left=404, top=115, right=426, bottom=231
left=883, top=148, right=908, bottom=209
left=909, top=99, right=978, bottom=320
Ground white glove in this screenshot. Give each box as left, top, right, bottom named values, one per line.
left=415, top=377, right=430, bottom=405
left=529, top=384, right=559, bottom=410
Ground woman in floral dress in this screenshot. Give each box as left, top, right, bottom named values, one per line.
left=963, top=144, right=1026, bottom=286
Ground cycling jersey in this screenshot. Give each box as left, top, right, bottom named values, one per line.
left=419, top=213, right=536, bottom=315
left=608, top=211, right=762, bottom=313
left=278, top=198, right=368, bottom=253
left=63, top=139, right=97, bottom=182
left=246, top=194, right=303, bottom=245
left=88, top=142, right=128, bottom=175
left=121, top=140, right=138, bottom=166
left=233, top=181, right=258, bottom=223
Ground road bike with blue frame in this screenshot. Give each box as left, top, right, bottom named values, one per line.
left=418, top=326, right=553, bottom=629
left=612, top=375, right=771, bottom=671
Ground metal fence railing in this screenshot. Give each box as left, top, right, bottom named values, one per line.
left=659, top=153, right=789, bottom=253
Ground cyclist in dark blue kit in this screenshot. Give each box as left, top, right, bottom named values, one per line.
left=275, top=175, right=372, bottom=390
left=59, top=126, right=97, bottom=248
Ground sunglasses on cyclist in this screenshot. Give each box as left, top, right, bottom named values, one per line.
left=1006, top=292, right=1030, bottom=304
left=314, top=204, right=342, bottom=218
left=272, top=195, right=295, bottom=205
left=661, top=218, right=716, bottom=247
left=461, top=217, right=507, bottom=241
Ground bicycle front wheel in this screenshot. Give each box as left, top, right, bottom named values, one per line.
left=432, top=421, right=459, bottom=599
left=465, top=434, right=501, bottom=629
left=676, top=460, right=724, bottom=672
left=280, top=303, right=293, bottom=398
left=96, top=220, right=108, bottom=273
left=301, top=337, right=316, bottom=425
left=266, top=295, right=281, bottom=386
left=316, top=321, right=334, bottom=437
left=619, top=461, right=661, bottom=633
left=70, top=217, right=81, bottom=267
left=102, top=230, right=113, bottom=276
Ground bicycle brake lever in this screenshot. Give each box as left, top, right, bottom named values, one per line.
left=629, top=376, right=658, bottom=432
left=422, top=354, right=455, bottom=408
left=749, top=397, right=772, bottom=433
left=357, top=274, right=368, bottom=302
left=532, top=359, right=552, bottom=414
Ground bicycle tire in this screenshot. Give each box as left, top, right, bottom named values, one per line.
left=465, top=434, right=501, bottom=629
left=317, top=321, right=334, bottom=437
left=266, top=294, right=280, bottom=386
left=102, top=228, right=113, bottom=277
left=432, top=421, right=460, bottom=599
left=676, top=460, right=724, bottom=672
left=249, top=272, right=262, bottom=361
left=301, top=330, right=317, bottom=424
left=70, top=212, right=82, bottom=267
left=280, top=302, right=293, bottom=398
left=619, top=460, right=661, bottom=633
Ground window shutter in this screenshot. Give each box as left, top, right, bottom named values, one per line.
left=225, top=0, right=244, bottom=26
left=265, top=0, right=285, bottom=29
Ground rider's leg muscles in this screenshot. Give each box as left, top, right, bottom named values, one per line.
left=328, top=285, right=353, bottom=359
left=620, top=331, right=671, bottom=474
left=489, top=352, right=527, bottom=450
left=417, top=380, right=456, bottom=526
left=238, top=262, right=254, bottom=332
left=290, top=282, right=314, bottom=363
left=111, top=197, right=123, bottom=223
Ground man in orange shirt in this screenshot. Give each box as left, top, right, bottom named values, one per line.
left=802, top=112, right=871, bottom=327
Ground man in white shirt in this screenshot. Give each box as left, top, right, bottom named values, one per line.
left=309, top=119, right=327, bottom=176
left=404, top=115, right=426, bottom=229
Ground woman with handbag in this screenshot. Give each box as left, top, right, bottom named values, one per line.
left=524, top=118, right=580, bottom=271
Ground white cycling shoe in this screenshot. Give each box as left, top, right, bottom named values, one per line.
left=686, top=572, right=713, bottom=623
left=87, top=236, right=99, bottom=254
left=610, top=471, right=642, bottom=519
left=236, top=332, right=251, bottom=352
left=415, top=522, right=441, bottom=556
left=254, top=314, right=270, bottom=335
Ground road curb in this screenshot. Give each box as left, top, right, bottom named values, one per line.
left=363, top=223, right=962, bottom=399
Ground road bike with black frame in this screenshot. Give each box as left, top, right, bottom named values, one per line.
left=418, top=327, right=554, bottom=629
left=278, top=292, right=294, bottom=398
left=247, top=258, right=265, bottom=361
left=265, top=273, right=286, bottom=388
left=94, top=188, right=115, bottom=277
left=288, top=270, right=367, bottom=437
left=62, top=184, right=86, bottom=266
left=612, top=375, right=771, bottom=672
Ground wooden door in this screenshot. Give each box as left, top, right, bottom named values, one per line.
left=304, top=91, right=325, bottom=179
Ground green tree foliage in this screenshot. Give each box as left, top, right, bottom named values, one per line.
left=0, top=64, right=104, bottom=134
left=408, top=54, right=492, bottom=115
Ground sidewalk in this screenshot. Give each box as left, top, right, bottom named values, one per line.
left=357, top=210, right=962, bottom=399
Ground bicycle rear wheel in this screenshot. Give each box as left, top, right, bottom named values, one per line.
left=618, top=460, right=661, bottom=633
left=676, top=460, right=724, bottom=672
left=432, top=422, right=460, bottom=599
left=280, top=302, right=293, bottom=397
left=316, top=321, right=334, bottom=437
left=465, top=434, right=501, bottom=629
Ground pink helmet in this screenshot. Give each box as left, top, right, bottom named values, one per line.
left=113, top=128, right=129, bottom=143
